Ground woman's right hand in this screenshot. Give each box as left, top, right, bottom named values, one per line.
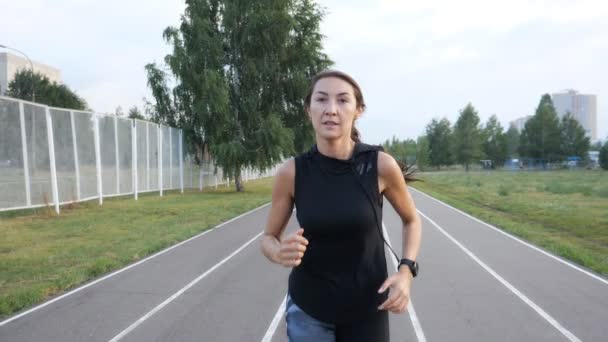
left=276, top=228, right=308, bottom=267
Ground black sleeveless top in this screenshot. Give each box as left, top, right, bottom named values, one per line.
left=289, top=142, right=388, bottom=324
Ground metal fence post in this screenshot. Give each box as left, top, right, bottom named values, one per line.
left=158, top=124, right=163, bottom=196
left=93, top=114, right=103, bottom=204
left=19, top=101, right=32, bottom=206
left=45, top=107, right=60, bottom=214
left=169, top=127, right=173, bottom=190
left=146, top=122, right=150, bottom=191
left=114, top=115, right=119, bottom=194
left=132, top=119, right=138, bottom=200
left=70, top=111, right=81, bottom=200
left=179, top=129, right=183, bottom=193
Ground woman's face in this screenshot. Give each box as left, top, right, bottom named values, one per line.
left=307, top=77, right=361, bottom=141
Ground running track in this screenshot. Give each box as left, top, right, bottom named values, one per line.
left=1, top=188, right=607, bottom=341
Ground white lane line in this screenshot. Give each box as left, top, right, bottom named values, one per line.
left=382, top=222, right=427, bottom=342
left=109, top=231, right=264, bottom=342
left=0, top=202, right=270, bottom=328
left=410, top=187, right=608, bottom=286
left=417, top=209, right=582, bottom=342
left=261, top=295, right=287, bottom=342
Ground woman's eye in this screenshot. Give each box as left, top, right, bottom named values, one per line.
left=339, top=99, right=348, bottom=103
left=316, top=98, right=326, bottom=102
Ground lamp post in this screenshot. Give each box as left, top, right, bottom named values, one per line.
left=0, top=44, right=36, bottom=101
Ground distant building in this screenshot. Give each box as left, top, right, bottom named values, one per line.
left=509, top=115, right=532, bottom=132
left=0, top=52, right=62, bottom=96
left=551, top=89, right=597, bottom=140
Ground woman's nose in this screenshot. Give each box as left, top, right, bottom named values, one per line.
left=323, top=99, right=338, bottom=115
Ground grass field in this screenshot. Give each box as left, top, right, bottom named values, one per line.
left=410, top=170, right=608, bottom=276
left=0, top=177, right=273, bottom=319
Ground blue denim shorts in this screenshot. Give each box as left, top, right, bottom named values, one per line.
left=285, top=293, right=336, bottom=342
left=285, top=293, right=390, bottom=342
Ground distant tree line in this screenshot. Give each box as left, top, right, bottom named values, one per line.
left=383, top=94, right=604, bottom=171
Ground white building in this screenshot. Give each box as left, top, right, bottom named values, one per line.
left=551, top=89, right=598, bottom=140
left=0, top=52, right=62, bottom=96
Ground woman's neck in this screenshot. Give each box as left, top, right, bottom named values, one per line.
left=315, top=137, right=356, bottom=160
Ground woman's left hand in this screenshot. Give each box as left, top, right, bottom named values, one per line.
left=377, top=269, right=413, bottom=314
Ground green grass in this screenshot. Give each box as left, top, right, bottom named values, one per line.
left=410, top=170, right=608, bottom=276
left=0, top=178, right=273, bottom=319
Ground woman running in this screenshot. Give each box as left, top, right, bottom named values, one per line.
left=261, top=70, right=422, bottom=341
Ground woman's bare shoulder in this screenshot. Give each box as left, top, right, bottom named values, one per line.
left=274, top=159, right=296, bottom=196
left=377, top=151, right=401, bottom=179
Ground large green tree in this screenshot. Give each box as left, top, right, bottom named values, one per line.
left=518, top=94, right=561, bottom=164
left=147, top=0, right=331, bottom=191
left=559, top=113, right=590, bottom=160
left=453, top=103, right=483, bottom=171
left=426, top=118, right=452, bottom=170
left=7, top=70, right=87, bottom=110
left=481, top=114, right=508, bottom=168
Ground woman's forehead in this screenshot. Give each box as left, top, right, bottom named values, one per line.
left=313, top=77, right=355, bottom=96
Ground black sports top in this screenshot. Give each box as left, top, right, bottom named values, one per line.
left=289, top=142, right=388, bottom=324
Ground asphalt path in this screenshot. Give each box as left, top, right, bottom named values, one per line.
left=1, top=188, right=607, bottom=341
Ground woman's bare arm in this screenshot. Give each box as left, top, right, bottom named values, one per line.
left=260, top=159, right=307, bottom=266
left=378, top=152, right=422, bottom=269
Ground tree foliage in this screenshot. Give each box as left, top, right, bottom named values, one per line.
left=481, top=114, right=508, bottom=168
left=415, top=135, right=430, bottom=171
left=382, top=136, right=417, bottom=165
left=7, top=70, right=87, bottom=110
left=599, top=140, right=608, bottom=170
left=559, top=113, right=590, bottom=159
left=146, top=0, right=332, bottom=191
left=518, top=94, right=561, bottom=163
left=505, top=124, right=520, bottom=158
left=128, top=106, right=145, bottom=120
left=452, top=103, right=482, bottom=171
left=426, top=118, right=452, bottom=169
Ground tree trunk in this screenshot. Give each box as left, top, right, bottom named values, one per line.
left=235, top=168, right=244, bottom=192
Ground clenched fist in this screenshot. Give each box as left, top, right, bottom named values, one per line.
left=276, top=228, right=309, bottom=267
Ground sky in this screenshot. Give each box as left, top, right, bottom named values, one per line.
left=2, top=0, right=607, bottom=144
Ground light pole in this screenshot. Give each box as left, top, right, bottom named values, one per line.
left=0, top=44, right=36, bottom=101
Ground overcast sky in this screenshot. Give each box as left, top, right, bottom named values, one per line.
left=2, top=0, right=607, bottom=144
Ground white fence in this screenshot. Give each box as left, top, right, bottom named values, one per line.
left=0, top=96, right=277, bottom=214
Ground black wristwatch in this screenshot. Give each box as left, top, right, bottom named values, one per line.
left=398, top=258, right=419, bottom=278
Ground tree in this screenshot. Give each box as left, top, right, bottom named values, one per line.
left=453, top=103, right=483, bottom=171
left=505, top=124, right=520, bottom=158
left=147, top=0, right=331, bottom=191
left=481, top=114, right=508, bottom=168
left=600, top=140, right=608, bottom=170
left=590, top=140, right=603, bottom=151
left=560, top=113, right=590, bottom=160
left=114, top=106, right=124, bottom=117
left=128, top=106, right=145, bottom=120
left=426, top=118, right=452, bottom=170
left=382, top=136, right=417, bottom=165
left=7, top=70, right=87, bottom=110
left=518, top=94, right=561, bottom=164
left=415, top=135, right=430, bottom=171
